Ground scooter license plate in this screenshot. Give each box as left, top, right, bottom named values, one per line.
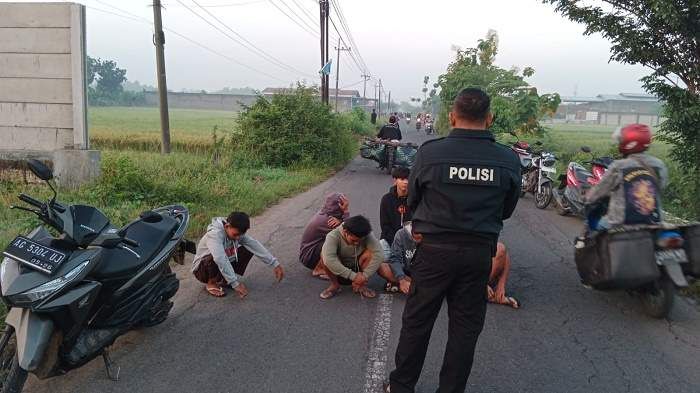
left=541, top=167, right=556, bottom=173
left=655, top=249, right=688, bottom=265
left=2, top=236, right=67, bottom=274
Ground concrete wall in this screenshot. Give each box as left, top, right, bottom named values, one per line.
left=0, top=2, right=97, bottom=187
left=143, top=91, right=258, bottom=111
left=0, top=2, right=88, bottom=151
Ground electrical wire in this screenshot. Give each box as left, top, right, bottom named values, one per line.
left=329, top=0, right=369, bottom=73
left=87, top=1, right=289, bottom=83
left=188, top=0, right=316, bottom=78
left=267, top=0, right=319, bottom=38
left=277, top=0, right=318, bottom=33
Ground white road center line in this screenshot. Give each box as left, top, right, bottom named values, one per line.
left=363, top=294, right=394, bottom=393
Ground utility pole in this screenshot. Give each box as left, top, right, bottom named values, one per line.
left=374, top=83, right=378, bottom=111
left=388, top=91, right=392, bottom=114
left=152, top=0, right=170, bottom=154
left=334, top=38, right=351, bottom=112
left=361, top=73, right=370, bottom=108
left=319, top=0, right=325, bottom=103
left=378, top=79, right=383, bottom=117
left=323, top=0, right=330, bottom=104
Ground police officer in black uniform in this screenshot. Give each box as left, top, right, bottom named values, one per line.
left=387, top=88, right=521, bottom=393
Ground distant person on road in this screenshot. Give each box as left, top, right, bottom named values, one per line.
left=389, top=222, right=519, bottom=307
left=371, top=109, right=378, bottom=125
left=192, top=212, right=284, bottom=298
left=299, top=193, right=350, bottom=279
left=318, top=215, right=398, bottom=299
left=377, top=115, right=402, bottom=140
left=379, top=166, right=412, bottom=258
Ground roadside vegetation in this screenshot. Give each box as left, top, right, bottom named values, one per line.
left=0, top=87, right=374, bottom=249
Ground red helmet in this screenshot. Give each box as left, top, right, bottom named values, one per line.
left=613, top=124, right=652, bottom=155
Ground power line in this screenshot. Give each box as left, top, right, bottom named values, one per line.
left=165, top=0, right=266, bottom=7
left=327, top=15, right=364, bottom=74
left=87, top=1, right=289, bottom=83
left=277, top=0, right=318, bottom=33
left=267, top=0, right=319, bottom=38
left=188, top=0, right=316, bottom=78
left=329, top=0, right=369, bottom=73
left=287, top=0, right=318, bottom=28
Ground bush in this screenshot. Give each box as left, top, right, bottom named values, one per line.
left=339, top=107, right=374, bottom=136
left=235, top=86, right=355, bottom=167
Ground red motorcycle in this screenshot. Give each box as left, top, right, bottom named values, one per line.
left=553, top=146, right=614, bottom=216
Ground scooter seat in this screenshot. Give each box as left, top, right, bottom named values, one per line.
left=92, top=215, right=178, bottom=279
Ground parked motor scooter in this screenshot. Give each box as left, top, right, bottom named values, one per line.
left=522, top=144, right=557, bottom=209
left=0, top=160, right=194, bottom=392
left=507, top=132, right=535, bottom=196
left=553, top=146, right=614, bottom=216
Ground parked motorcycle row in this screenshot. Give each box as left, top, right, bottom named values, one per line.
left=509, top=133, right=699, bottom=320
left=0, top=160, right=196, bottom=392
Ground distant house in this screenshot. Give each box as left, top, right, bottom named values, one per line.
left=555, top=93, right=662, bottom=126
left=262, top=87, right=374, bottom=113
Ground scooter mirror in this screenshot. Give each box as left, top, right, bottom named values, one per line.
left=27, top=159, right=54, bottom=181
left=535, top=141, right=543, bottom=146
left=581, top=146, right=592, bottom=153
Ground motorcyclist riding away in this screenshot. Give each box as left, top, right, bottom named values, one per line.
left=584, top=124, right=668, bottom=231
left=377, top=115, right=403, bottom=141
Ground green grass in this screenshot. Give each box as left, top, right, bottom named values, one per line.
left=0, top=150, right=332, bottom=249
left=88, top=107, right=237, bottom=153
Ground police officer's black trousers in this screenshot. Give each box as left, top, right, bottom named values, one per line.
left=389, top=240, right=492, bottom=393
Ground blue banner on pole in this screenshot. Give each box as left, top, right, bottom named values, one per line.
left=319, top=59, right=333, bottom=76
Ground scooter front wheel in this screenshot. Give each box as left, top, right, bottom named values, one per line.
left=0, top=327, right=28, bottom=393
left=640, top=277, right=675, bottom=319
left=535, top=182, right=553, bottom=209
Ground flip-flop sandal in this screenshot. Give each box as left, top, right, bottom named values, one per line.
left=385, top=282, right=399, bottom=293
left=506, top=296, right=520, bottom=309
left=320, top=287, right=342, bottom=300
left=358, top=287, right=377, bottom=299
left=206, top=286, right=226, bottom=297
left=313, top=273, right=330, bottom=281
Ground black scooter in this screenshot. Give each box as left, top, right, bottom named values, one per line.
left=0, top=160, right=193, bottom=392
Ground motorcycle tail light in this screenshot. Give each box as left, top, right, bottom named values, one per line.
left=566, top=169, right=580, bottom=187
left=592, top=166, right=606, bottom=180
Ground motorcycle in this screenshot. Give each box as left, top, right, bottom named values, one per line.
left=425, top=121, right=435, bottom=135
left=508, top=132, right=535, bottom=195
left=0, top=160, right=193, bottom=392
left=522, top=146, right=557, bottom=209
left=406, top=116, right=411, bottom=125
left=360, top=137, right=418, bottom=174
left=575, top=207, right=695, bottom=319
left=415, top=120, right=422, bottom=132
left=553, top=146, right=614, bottom=216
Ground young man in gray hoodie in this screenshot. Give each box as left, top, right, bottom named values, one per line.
left=192, top=212, right=284, bottom=298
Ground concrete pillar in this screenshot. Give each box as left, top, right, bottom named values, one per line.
left=52, top=149, right=101, bottom=188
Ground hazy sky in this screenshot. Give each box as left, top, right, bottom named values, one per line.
left=22, top=0, right=650, bottom=101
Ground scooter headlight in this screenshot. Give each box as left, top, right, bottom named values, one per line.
left=9, top=261, right=89, bottom=305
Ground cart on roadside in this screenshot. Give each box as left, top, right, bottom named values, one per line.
left=360, top=137, right=418, bottom=174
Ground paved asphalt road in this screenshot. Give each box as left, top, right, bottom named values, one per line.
left=26, top=121, right=700, bottom=393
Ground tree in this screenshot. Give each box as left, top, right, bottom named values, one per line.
left=543, top=0, right=700, bottom=218
left=435, top=31, right=560, bottom=135
left=87, top=56, right=143, bottom=106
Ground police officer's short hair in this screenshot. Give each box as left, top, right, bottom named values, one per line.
left=453, top=88, right=491, bottom=121
left=391, top=166, right=410, bottom=179
left=343, top=215, right=372, bottom=238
